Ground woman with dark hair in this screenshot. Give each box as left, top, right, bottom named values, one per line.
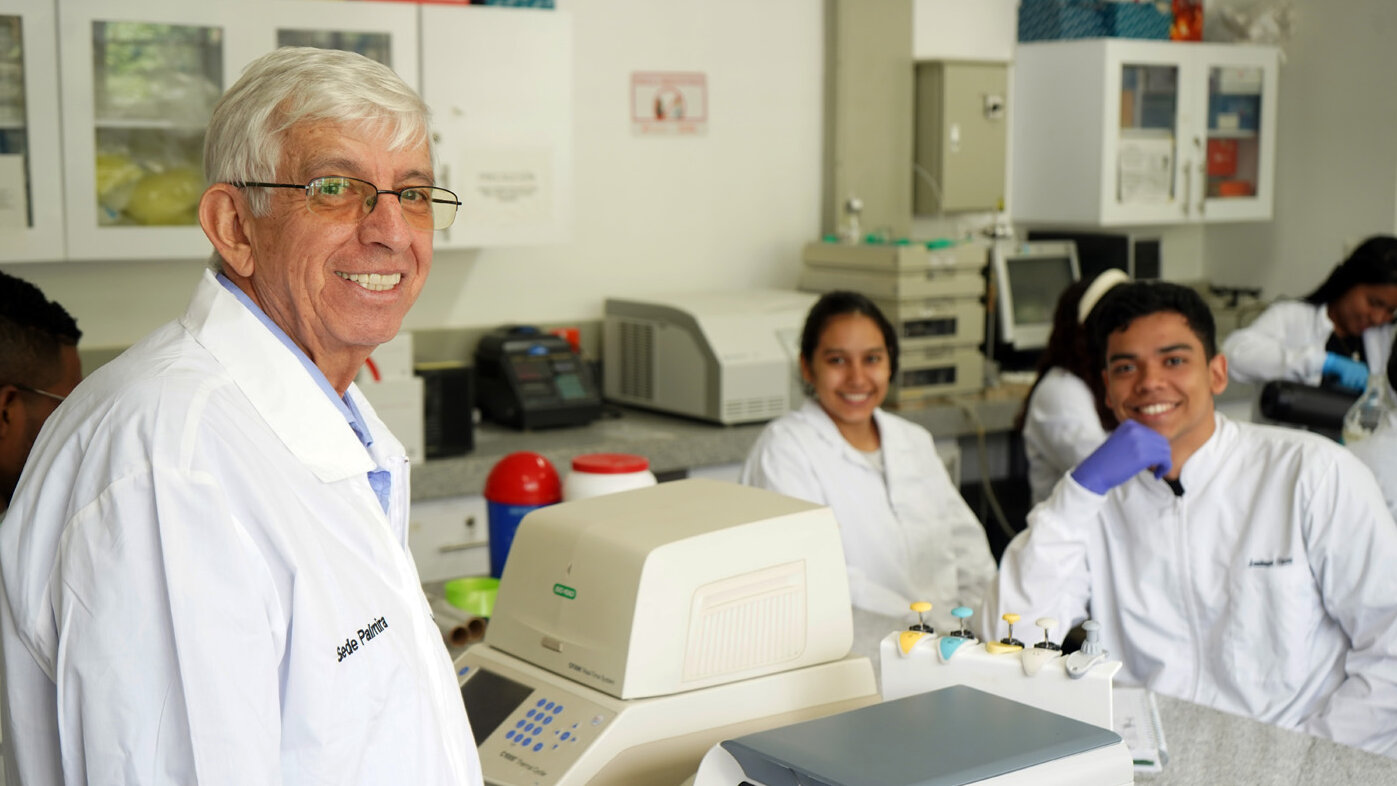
left=1223, top=235, right=1397, bottom=392
left=1016, top=269, right=1128, bottom=505
left=741, top=290, right=995, bottom=626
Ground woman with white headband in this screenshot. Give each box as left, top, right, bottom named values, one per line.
left=1016, top=268, right=1131, bottom=505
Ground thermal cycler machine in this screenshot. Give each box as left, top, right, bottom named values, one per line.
left=602, top=290, right=817, bottom=424
left=453, top=478, right=879, bottom=785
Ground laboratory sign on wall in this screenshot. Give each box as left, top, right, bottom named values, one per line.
left=631, top=71, right=706, bottom=136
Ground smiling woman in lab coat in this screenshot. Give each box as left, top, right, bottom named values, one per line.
left=741, top=291, right=995, bottom=627
left=1223, top=235, right=1397, bottom=393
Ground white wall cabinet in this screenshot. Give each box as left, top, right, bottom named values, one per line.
left=55, top=0, right=421, bottom=261
left=28, top=0, right=566, bottom=263
left=409, top=494, right=490, bottom=583
left=421, top=6, right=572, bottom=249
left=1012, top=39, right=1278, bottom=227
left=1, top=0, right=66, bottom=262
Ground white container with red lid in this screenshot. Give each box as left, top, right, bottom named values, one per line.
left=563, top=453, right=658, bottom=501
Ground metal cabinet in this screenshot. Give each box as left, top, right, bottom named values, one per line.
left=0, top=0, right=64, bottom=262
left=1012, top=39, right=1279, bottom=226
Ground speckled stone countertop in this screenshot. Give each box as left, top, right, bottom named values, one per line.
left=1141, top=693, right=1397, bottom=784
left=411, top=381, right=1265, bottom=502
left=410, top=385, right=1032, bottom=501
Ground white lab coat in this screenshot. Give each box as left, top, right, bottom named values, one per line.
left=1348, top=410, right=1397, bottom=522
left=1222, top=299, right=1396, bottom=385
left=987, top=414, right=1397, bottom=757
left=1021, top=367, right=1109, bottom=506
left=0, top=270, right=484, bottom=786
left=741, top=399, right=996, bottom=628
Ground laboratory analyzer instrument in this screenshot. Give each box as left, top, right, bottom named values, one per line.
left=454, top=478, right=879, bottom=785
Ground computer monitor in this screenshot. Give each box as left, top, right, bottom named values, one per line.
left=991, top=241, right=1081, bottom=352
left=1026, top=230, right=1161, bottom=281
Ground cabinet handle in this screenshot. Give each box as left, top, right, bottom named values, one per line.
left=1182, top=164, right=1192, bottom=216
left=438, top=542, right=486, bottom=554
left=1198, top=161, right=1207, bottom=217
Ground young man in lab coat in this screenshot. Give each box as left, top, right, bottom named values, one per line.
left=0, top=49, right=483, bottom=785
left=988, top=281, right=1397, bottom=757
left=0, top=271, right=82, bottom=515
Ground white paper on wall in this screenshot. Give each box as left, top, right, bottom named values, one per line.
left=1118, top=136, right=1174, bottom=205
left=0, top=154, right=29, bottom=228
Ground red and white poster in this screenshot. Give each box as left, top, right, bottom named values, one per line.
left=631, top=71, right=707, bottom=136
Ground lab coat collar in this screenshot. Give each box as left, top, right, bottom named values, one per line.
left=1130, top=412, right=1232, bottom=499
left=180, top=269, right=375, bottom=483
left=795, top=398, right=912, bottom=466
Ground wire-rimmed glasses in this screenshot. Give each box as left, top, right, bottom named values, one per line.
left=231, top=175, right=461, bottom=231
left=6, top=383, right=67, bottom=403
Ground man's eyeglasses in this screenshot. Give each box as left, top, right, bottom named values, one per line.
left=6, top=383, right=67, bottom=403
left=230, top=176, right=461, bottom=231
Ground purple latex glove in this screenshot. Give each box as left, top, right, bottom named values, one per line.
left=1071, top=419, right=1173, bottom=495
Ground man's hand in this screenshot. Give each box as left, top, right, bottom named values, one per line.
left=1071, top=420, right=1172, bottom=495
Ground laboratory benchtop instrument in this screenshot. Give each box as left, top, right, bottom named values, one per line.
left=453, top=478, right=880, bottom=785
left=693, top=606, right=1134, bottom=785
left=692, top=685, right=1132, bottom=786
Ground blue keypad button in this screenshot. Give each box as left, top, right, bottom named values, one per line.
left=521, top=737, right=532, bottom=747
left=533, top=743, right=544, bottom=752
left=515, top=720, right=525, bottom=729
left=560, top=732, right=571, bottom=741
left=552, top=705, right=563, bottom=714
left=526, top=709, right=536, bottom=719
left=545, top=701, right=556, bottom=711
left=536, top=699, right=547, bottom=707
left=506, top=731, right=515, bottom=740
left=542, top=716, right=553, bottom=725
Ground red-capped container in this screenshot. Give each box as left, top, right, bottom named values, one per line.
left=563, top=453, right=657, bottom=501
left=484, top=452, right=561, bottom=578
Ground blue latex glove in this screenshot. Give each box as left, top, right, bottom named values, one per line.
left=1322, top=352, right=1368, bottom=392
left=1071, top=420, right=1173, bottom=495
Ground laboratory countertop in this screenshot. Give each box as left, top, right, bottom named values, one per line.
left=411, top=381, right=1262, bottom=502
left=410, top=385, right=1034, bottom=502
left=434, top=598, right=1395, bottom=785
left=1143, top=693, right=1397, bottom=784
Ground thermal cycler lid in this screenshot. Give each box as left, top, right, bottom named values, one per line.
left=718, top=685, right=1124, bottom=786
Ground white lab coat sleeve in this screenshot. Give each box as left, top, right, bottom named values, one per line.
left=984, top=474, right=1104, bottom=644
left=740, top=422, right=828, bottom=507
left=1024, top=374, right=1108, bottom=484
left=1221, top=302, right=1328, bottom=385
left=1295, top=449, right=1397, bottom=756
left=53, top=465, right=283, bottom=785
left=1348, top=412, right=1397, bottom=521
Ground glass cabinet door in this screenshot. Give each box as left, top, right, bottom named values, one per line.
left=1115, top=62, right=1181, bottom=215
left=258, top=1, right=420, bottom=92
left=91, top=21, right=222, bottom=228
left=1198, top=47, right=1277, bottom=222
left=58, top=2, right=234, bottom=260
left=0, top=15, right=29, bottom=226
left=0, top=1, right=64, bottom=261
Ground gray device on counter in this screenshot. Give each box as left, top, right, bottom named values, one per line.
left=474, top=326, right=601, bottom=430
left=602, top=290, right=816, bottom=425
